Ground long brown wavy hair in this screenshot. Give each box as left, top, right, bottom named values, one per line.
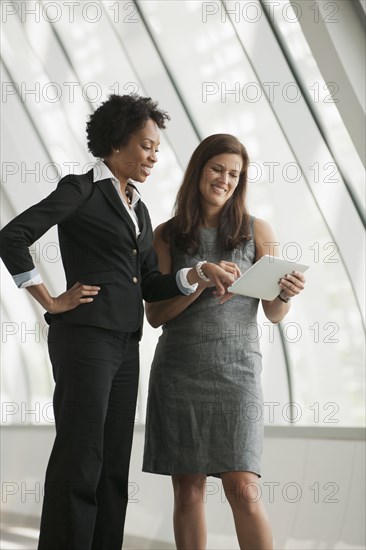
left=162, top=134, right=251, bottom=254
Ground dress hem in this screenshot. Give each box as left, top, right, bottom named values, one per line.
left=142, top=466, right=261, bottom=479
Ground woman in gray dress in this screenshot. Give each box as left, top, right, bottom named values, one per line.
left=143, top=134, right=306, bottom=549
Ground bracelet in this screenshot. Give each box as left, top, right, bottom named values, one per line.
left=196, top=260, right=211, bottom=282
left=278, top=291, right=291, bottom=304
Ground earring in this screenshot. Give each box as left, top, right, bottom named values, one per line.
left=113, top=148, right=120, bottom=154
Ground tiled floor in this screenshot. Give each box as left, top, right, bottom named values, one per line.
left=0, top=516, right=174, bottom=550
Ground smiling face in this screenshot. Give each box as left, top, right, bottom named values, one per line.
left=199, top=153, right=243, bottom=210
left=110, top=118, right=160, bottom=184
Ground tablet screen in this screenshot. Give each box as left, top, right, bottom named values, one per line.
left=228, top=255, right=309, bottom=300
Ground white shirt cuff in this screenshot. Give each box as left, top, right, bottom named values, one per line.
left=176, top=268, right=199, bottom=295
left=13, top=268, right=43, bottom=288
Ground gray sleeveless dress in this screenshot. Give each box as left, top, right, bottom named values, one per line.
left=143, top=216, right=264, bottom=477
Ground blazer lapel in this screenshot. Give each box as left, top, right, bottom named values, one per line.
left=134, top=200, right=146, bottom=240
left=96, top=179, right=137, bottom=237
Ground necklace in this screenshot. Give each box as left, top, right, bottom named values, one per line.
left=125, top=188, right=132, bottom=205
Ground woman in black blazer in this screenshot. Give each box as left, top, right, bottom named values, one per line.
left=0, top=94, right=238, bottom=550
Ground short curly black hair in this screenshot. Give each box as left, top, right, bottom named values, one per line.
left=86, top=94, right=170, bottom=158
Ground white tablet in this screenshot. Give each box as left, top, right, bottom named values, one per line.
left=227, top=255, right=309, bottom=300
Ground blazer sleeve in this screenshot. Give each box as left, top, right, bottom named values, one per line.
left=140, top=246, right=185, bottom=302
left=139, top=203, right=184, bottom=302
left=0, top=175, right=90, bottom=276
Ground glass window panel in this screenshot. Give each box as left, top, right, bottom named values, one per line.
left=270, top=0, right=365, bottom=217
left=137, top=0, right=365, bottom=426
left=1, top=0, right=364, bottom=428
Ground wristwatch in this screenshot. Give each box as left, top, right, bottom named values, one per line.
left=278, top=291, right=291, bottom=303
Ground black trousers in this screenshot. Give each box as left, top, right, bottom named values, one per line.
left=38, top=322, right=140, bottom=550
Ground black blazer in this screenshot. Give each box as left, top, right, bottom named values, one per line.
left=0, top=169, right=183, bottom=332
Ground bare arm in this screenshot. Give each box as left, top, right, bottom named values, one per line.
left=145, top=224, right=206, bottom=328
left=145, top=224, right=240, bottom=328
left=254, top=218, right=305, bottom=324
